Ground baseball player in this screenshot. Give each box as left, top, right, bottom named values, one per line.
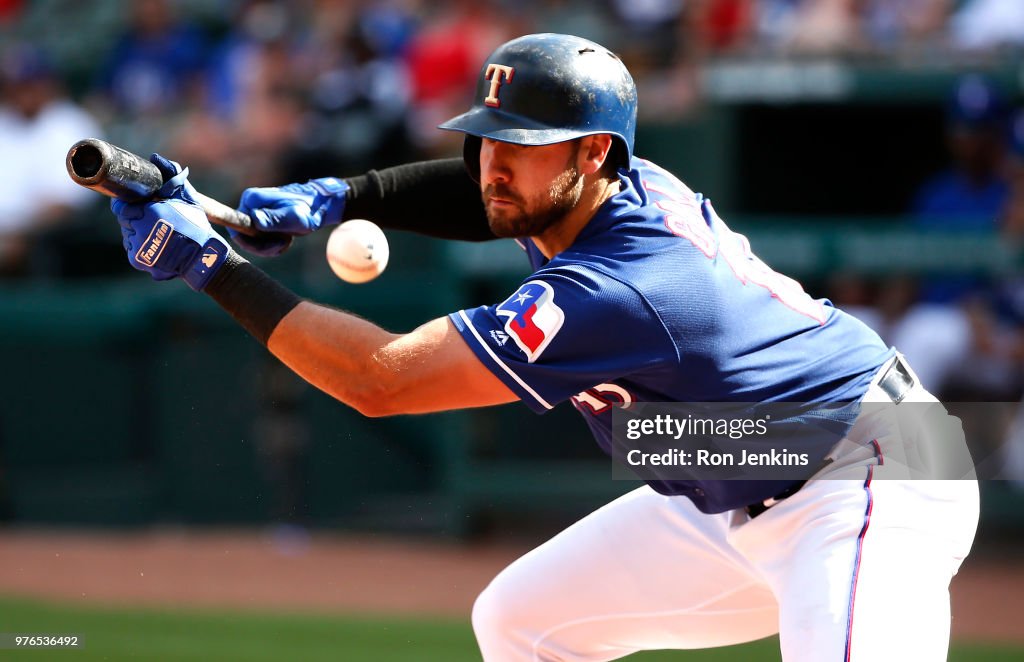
left=109, top=34, right=979, bottom=661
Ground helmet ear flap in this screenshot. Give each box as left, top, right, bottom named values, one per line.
left=463, top=135, right=482, bottom=183
left=608, top=138, right=630, bottom=174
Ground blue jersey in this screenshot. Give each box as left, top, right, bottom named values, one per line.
left=449, top=157, right=894, bottom=513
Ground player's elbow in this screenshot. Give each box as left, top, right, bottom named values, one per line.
left=342, top=371, right=412, bottom=418
left=332, top=340, right=439, bottom=417
left=344, top=384, right=401, bottom=418
left=350, top=398, right=400, bottom=418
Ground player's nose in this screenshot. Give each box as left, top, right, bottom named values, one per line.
left=479, top=138, right=513, bottom=184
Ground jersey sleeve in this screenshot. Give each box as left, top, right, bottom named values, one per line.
left=449, top=266, right=676, bottom=413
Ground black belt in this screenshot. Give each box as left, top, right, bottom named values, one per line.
left=744, top=356, right=915, bottom=519
left=745, top=480, right=805, bottom=518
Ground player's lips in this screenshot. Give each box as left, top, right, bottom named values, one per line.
left=484, top=185, right=521, bottom=207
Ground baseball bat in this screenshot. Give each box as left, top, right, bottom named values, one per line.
left=65, top=138, right=260, bottom=236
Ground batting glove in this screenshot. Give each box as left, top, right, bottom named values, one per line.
left=231, top=178, right=350, bottom=257
left=112, top=153, right=230, bottom=291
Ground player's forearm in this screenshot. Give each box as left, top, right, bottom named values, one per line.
left=267, top=301, right=406, bottom=416
left=205, top=251, right=451, bottom=416
left=206, top=252, right=399, bottom=413
left=344, top=158, right=496, bottom=242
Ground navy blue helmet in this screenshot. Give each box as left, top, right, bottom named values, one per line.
left=439, top=33, right=638, bottom=179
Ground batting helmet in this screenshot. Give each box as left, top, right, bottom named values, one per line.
left=438, top=33, right=638, bottom=180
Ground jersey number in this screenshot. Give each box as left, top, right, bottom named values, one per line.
left=572, top=383, right=634, bottom=414
left=644, top=163, right=825, bottom=324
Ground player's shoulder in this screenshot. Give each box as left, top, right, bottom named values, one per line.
left=570, top=159, right=696, bottom=250
left=520, top=258, right=668, bottom=333
left=530, top=260, right=642, bottom=302
left=534, top=157, right=710, bottom=303
left=629, top=156, right=696, bottom=187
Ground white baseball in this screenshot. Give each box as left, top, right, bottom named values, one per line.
left=325, top=219, right=390, bottom=284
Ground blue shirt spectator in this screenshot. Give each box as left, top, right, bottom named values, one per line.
left=97, top=0, right=208, bottom=115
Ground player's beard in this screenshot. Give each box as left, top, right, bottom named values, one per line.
left=483, top=163, right=585, bottom=239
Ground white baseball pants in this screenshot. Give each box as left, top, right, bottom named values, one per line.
left=473, top=365, right=980, bottom=661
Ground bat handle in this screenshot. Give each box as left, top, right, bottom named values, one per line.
left=193, top=191, right=258, bottom=236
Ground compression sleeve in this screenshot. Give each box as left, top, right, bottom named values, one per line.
left=343, top=158, right=496, bottom=242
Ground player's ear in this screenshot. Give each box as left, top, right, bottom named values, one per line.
left=578, top=134, right=614, bottom=176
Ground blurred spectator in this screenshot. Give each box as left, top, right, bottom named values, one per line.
left=403, top=0, right=524, bottom=155
left=988, top=112, right=1024, bottom=482
left=907, top=74, right=1008, bottom=390
left=949, top=0, right=1024, bottom=52
left=0, top=45, right=102, bottom=277
left=355, top=0, right=419, bottom=58
left=852, top=275, right=974, bottom=396
left=861, top=75, right=1012, bottom=397
left=752, top=0, right=951, bottom=56
left=860, top=0, right=951, bottom=52
left=0, top=0, right=21, bottom=25
left=756, top=0, right=799, bottom=49
left=786, top=0, right=864, bottom=54
left=1001, top=110, right=1024, bottom=238
left=94, top=0, right=208, bottom=117
left=84, top=0, right=213, bottom=179
left=913, top=74, right=1009, bottom=229
left=532, top=0, right=613, bottom=47
left=755, top=0, right=863, bottom=54
left=608, top=0, right=686, bottom=66
left=204, top=1, right=297, bottom=122
left=632, top=2, right=705, bottom=120
left=692, top=0, right=756, bottom=53
left=926, top=109, right=1024, bottom=477
left=170, top=1, right=307, bottom=195
left=282, top=4, right=419, bottom=180
left=1000, top=401, right=1024, bottom=483
left=826, top=272, right=886, bottom=332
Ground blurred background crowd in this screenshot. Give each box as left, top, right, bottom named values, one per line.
left=2, top=0, right=1024, bottom=531
left=4, top=0, right=1024, bottom=236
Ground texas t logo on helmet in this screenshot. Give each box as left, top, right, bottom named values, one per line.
left=483, top=64, right=514, bottom=107
left=438, top=33, right=638, bottom=181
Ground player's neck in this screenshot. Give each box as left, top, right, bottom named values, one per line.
left=532, top=177, right=620, bottom=259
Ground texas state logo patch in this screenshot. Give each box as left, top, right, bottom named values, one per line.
left=495, top=280, right=565, bottom=363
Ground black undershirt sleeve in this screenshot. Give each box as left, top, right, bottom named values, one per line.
left=205, top=251, right=303, bottom=345
left=343, top=158, right=496, bottom=242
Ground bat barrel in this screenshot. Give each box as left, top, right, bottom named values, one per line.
left=67, top=140, right=105, bottom=180
left=67, top=138, right=261, bottom=237
left=66, top=138, right=164, bottom=202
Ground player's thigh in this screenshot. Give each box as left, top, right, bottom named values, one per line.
left=473, top=486, right=778, bottom=660
left=844, top=478, right=978, bottom=662
left=732, top=477, right=977, bottom=662
left=729, top=478, right=871, bottom=661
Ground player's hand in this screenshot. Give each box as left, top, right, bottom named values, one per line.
left=231, top=177, right=350, bottom=257
left=111, top=153, right=230, bottom=291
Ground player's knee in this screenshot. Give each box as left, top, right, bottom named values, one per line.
left=472, top=582, right=508, bottom=640
left=472, top=578, right=531, bottom=652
